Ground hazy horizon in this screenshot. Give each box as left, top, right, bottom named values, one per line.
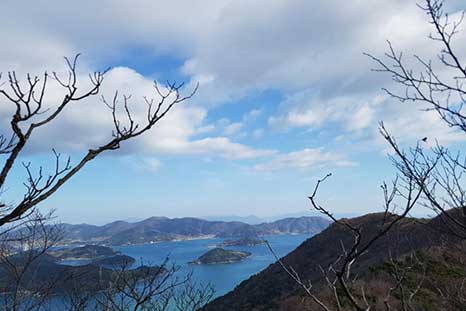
left=60, top=209, right=437, bottom=226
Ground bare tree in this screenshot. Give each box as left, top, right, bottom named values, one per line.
left=0, top=217, right=215, bottom=311
left=0, top=212, right=63, bottom=311
left=270, top=1, right=466, bottom=310
left=172, top=280, right=215, bottom=311
left=0, top=54, right=197, bottom=227
left=94, top=259, right=187, bottom=311
left=60, top=258, right=214, bottom=311
left=366, top=0, right=466, bottom=240
left=0, top=55, right=208, bottom=310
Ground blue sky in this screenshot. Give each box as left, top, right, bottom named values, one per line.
left=1, top=0, right=465, bottom=224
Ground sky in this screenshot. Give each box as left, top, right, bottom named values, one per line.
left=1, top=0, right=465, bottom=224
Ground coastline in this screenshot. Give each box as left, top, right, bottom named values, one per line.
left=59, top=232, right=314, bottom=248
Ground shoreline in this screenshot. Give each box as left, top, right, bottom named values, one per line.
left=59, top=232, right=312, bottom=248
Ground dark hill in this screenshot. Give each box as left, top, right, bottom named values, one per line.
left=202, top=213, right=447, bottom=311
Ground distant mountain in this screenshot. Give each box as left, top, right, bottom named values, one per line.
left=202, top=212, right=458, bottom=311
left=263, top=210, right=361, bottom=222
left=254, top=217, right=330, bottom=235
left=201, top=215, right=265, bottom=224
left=59, top=216, right=330, bottom=246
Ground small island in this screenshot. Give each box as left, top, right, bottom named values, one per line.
left=189, top=248, right=251, bottom=265
left=218, top=237, right=266, bottom=247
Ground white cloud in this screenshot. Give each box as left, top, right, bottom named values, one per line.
left=0, top=65, right=273, bottom=160
left=268, top=91, right=384, bottom=132
left=194, top=124, right=216, bottom=135
left=1, top=0, right=465, bottom=158
left=253, top=148, right=355, bottom=172
left=376, top=103, right=466, bottom=148
left=268, top=88, right=466, bottom=148
left=252, top=129, right=264, bottom=139
left=242, top=109, right=262, bottom=122
left=3, top=0, right=462, bottom=103
left=223, top=122, right=243, bottom=136
left=348, top=105, right=375, bottom=131
left=165, top=137, right=276, bottom=160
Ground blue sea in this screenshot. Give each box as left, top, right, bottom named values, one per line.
left=113, top=234, right=310, bottom=298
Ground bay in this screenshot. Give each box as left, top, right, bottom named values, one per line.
left=113, top=233, right=311, bottom=298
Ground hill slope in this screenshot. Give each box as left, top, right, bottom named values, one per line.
left=202, top=213, right=450, bottom=311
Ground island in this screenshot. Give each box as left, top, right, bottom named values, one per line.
left=50, top=245, right=119, bottom=261
left=91, top=254, right=135, bottom=268
left=218, top=237, right=266, bottom=247
left=189, top=248, right=251, bottom=265
left=47, top=245, right=137, bottom=268
left=0, top=247, right=151, bottom=294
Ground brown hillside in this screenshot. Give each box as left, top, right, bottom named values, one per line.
left=203, top=212, right=451, bottom=311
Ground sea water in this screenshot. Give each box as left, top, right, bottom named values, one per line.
left=114, top=233, right=310, bottom=297
left=24, top=234, right=310, bottom=310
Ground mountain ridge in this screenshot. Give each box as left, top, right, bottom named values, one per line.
left=59, top=216, right=330, bottom=246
